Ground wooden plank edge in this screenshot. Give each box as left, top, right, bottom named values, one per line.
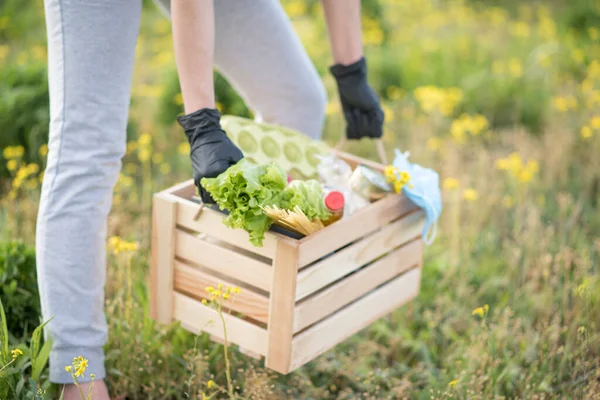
left=293, top=239, right=423, bottom=332
left=174, top=260, right=270, bottom=324
left=297, top=194, right=418, bottom=267
left=265, top=242, right=299, bottom=374
left=295, top=211, right=424, bottom=300
left=288, top=268, right=422, bottom=372
left=174, top=293, right=268, bottom=356
left=175, top=229, right=273, bottom=292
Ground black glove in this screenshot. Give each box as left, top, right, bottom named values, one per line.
left=177, top=108, right=243, bottom=203
left=330, top=57, right=385, bottom=140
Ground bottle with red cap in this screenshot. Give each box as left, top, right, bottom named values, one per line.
left=323, top=190, right=345, bottom=226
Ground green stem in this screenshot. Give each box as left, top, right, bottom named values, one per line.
left=217, top=302, right=235, bottom=399
left=0, top=358, right=16, bottom=373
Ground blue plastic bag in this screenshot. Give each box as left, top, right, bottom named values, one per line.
left=392, top=149, right=442, bottom=245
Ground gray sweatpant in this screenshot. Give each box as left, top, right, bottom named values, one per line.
left=38, top=0, right=327, bottom=384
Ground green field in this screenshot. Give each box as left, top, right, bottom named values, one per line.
left=1, top=0, right=599, bottom=399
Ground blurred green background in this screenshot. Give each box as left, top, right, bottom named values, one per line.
left=1, top=0, right=599, bottom=399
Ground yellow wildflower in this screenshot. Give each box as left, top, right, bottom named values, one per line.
left=448, top=379, right=459, bottom=388
left=207, top=379, right=215, bottom=389
left=232, top=287, right=241, bottom=294
left=510, top=21, right=530, bottom=38
left=205, top=286, right=215, bottom=294
left=138, top=133, right=152, bottom=146
left=472, top=305, right=486, bottom=317
left=201, top=299, right=208, bottom=305
left=223, top=293, right=230, bottom=300
left=11, top=349, right=23, bottom=359
left=178, top=142, right=190, bottom=155
left=173, top=93, right=183, bottom=106
left=138, top=148, right=151, bottom=163
left=7, top=159, right=17, bottom=171
left=443, top=177, right=460, bottom=190
left=581, top=126, right=593, bottom=139
left=39, top=144, right=49, bottom=157
left=90, top=373, right=96, bottom=380
left=590, top=117, right=600, bottom=130
left=65, top=366, right=72, bottom=373
left=462, top=188, right=478, bottom=202
left=508, top=58, right=523, bottom=78
left=578, top=325, right=586, bottom=334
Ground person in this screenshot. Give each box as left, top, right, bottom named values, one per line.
left=38, top=0, right=384, bottom=398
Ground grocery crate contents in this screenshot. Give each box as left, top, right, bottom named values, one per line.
left=150, top=116, right=442, bottom=374
left=200, top=152, right=407, bottom=246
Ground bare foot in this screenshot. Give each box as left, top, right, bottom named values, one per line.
left=60, top=379, right=110, bottom=400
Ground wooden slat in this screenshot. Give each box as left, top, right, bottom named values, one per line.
left=150, top=193, right=178, bottom=324
left=174, top=293, right=268, bottom=356
left=296, top=211, right=424, bottom=300
left=297, top=194, right=418, bottom=267
left=175, top=229, right=272, bottom=292
left=294, top=239, right=422, bottom=332
left=176, top=197, right=278, bottom=258
left=174, top=260, right=270, bottom=323
left=163, top=179, right=196, bottom=199
left=265, top=241, right=299, bottom=374
left=289, top=268, right=422, bottom=371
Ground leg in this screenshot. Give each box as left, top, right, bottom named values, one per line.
left=154, top=0, right=327, bottom=139
left=38, top=0, right=141, bottom=385
left=213, top=0, right=327, bottom=139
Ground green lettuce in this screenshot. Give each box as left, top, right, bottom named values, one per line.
left=281, top=180, right=331, bottom=222
left=201, top=159, right=287, bottom=247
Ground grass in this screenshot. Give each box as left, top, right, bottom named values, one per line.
left=1, top=0, right=600, bottom=399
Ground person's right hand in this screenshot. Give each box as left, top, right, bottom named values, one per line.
left=177, top=108, right=243, bottom=203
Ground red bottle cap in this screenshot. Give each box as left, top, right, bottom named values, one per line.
left=324, top=191, right=345, bottom=211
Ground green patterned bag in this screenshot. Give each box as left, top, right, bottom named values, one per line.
left=221, top=115, right=331, bottom=180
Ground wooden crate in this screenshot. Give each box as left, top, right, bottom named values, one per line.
left=150, top=151, right=425, bottom=374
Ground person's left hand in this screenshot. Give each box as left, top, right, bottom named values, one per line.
left=330, top=57, right=384, bottom=140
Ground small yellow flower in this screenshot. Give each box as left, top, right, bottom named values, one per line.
left=581, top=126, right=593, bottom=139
left=591, top=117, right=600, bottom=130
left=217, top=283, right=223, bottom=290
left=7, top=159, right=17, bottom=171
left=223, top=293, right=230, bottom=300
left=577, top=325, right=586, bottom=334
left=138, top=148, right=151, bottom=162
left=138, top=133, right=152, bottom=146
left=207, top=380, right=214, bottom=389
left=462, top=188, right=478, bottom=202
left=65, top=366, right=72, bottom=373
left=178, top=142, right=190, bottom=156
left=205, top=286, right=215, bottom=294
left=448, top=379, right=459, bottom=388
left=443, top=177, right=460, bottom=190
left=472, top=304, right=489, bottom=318
left=201, top=299, right=208, bottom=305
left=90, top=373, right=96, bottom=380
left=232, top=287, right=241, bottom=294
left=173, top=93, right=183, bottom=106
left=39, top=144, right=49, bottom=157
left=11, top=349, right=23, bottom=359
